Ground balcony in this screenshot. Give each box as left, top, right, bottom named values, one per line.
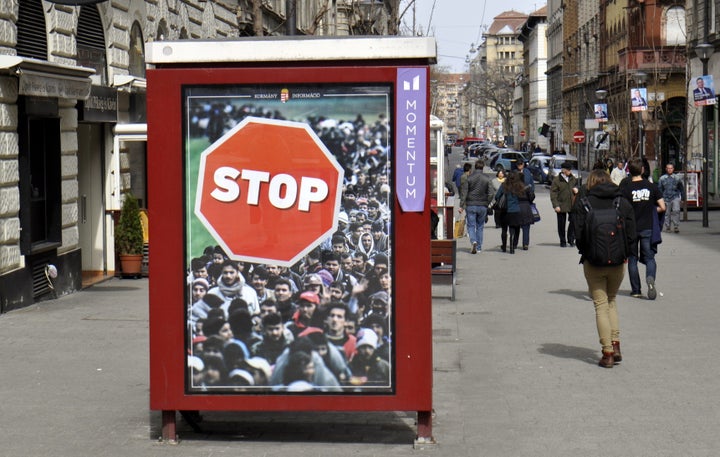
left=618, top=47, right=686, bottom=74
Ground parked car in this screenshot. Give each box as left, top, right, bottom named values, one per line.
left=528, top=155, right=552, bottom=184
left=547, top=154, right=580, bottom=182
left=490, top=150, right=526, bottom=172
left=467, top=142, right=484, bottom=157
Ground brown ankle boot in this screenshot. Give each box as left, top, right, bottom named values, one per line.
left=598, top=351, right=614, bottom=368
left=612, top=341, right=622, bottom=363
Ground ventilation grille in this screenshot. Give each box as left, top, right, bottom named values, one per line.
left=77, top=5, right=105, bottom=49
left=32, top=261, right=52, bottom=299
left=17, top=0, right=48, bottom=61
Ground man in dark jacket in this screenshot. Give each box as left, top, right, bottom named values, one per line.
left=550, top=163, right=579, bottom=247
left=459, top=160, right=493, bottom=254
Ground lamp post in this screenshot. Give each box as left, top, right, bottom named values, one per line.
left=696, top=43, right=714, bottom=227
left=634, top=72, right=648, bottom=163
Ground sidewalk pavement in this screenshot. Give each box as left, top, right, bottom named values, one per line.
left=1, top=191, right=720, bottom=457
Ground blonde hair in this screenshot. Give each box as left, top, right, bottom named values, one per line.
left=586, top=169, right=612, bottom=189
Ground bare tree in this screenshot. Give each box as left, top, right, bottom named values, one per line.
left=465, top=63, right=516, bottom=138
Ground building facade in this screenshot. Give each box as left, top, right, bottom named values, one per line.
left=518, top=7, right=548, bottom=151
left=0, top=0, right=399, bottom=313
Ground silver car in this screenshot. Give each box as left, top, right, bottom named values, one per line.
left=547, top=154, right=580, bottom=182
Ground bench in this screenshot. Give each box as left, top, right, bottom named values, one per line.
left=431, top=239, right=457, bottom=301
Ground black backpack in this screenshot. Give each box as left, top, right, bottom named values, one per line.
left=580, top=196, right=628, bottom=266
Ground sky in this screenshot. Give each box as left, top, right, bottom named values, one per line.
left=402, top=0, right=544, bottom=73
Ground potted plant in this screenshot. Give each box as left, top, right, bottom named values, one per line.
left=115, top=193, right=144, bottom=277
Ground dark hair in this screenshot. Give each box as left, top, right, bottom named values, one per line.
left=283, top=350, right=314, bottom=385
left=463, top=162, right=472, bottom=172
left=326, top=301, right=350, bottom=317
left=221, top=259, right=239, bottom=271
left=228, top=298, right=249, bottom=315
left=474, top=160, right=485, bottom=169
left=262, top=312, right=283, bottom=327
left=504, top=171, right=527, bottom=196
left=228, top=309, right=254, bottom=335
left=251, top=266, right=269, bottom=280
left=628, top=158, right=644, bottom=177
left=352, top=251, right=368, bottom=261
left=203, top=316, right=228, bottom=336
left=274, top=277, right=293, bottom=290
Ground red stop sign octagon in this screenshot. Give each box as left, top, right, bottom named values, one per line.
left=195, top=117, right=344, bottom=266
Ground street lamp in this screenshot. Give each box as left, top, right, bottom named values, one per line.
left=634, top=72, right=648, bottom=163
left=696, top=42, right=714, bottom=227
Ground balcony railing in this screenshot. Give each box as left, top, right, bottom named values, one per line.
left=618, top=47, right=686, bottom=73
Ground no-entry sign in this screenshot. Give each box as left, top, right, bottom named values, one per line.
left=573, top=131, right=586, bottom=143
left=195, top=117, right=343, bottom=266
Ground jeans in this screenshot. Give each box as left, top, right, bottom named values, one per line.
left=584, top=263, right=624, bottom=352
left=628, top=229, right=656, bottom=294
left=664, top=197, right=681, bottom=230
left=466, top=205, right=488, bottom=250
left=521, top=224, right=530, bottom=247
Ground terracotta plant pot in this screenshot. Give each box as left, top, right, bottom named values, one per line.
left=119, top=254, right=143, bottom=278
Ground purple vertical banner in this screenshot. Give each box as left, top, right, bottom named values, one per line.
left=396, top=67, right=427, bottom=212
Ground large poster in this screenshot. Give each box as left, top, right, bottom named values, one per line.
left=183, top=84, right=394, bottom=393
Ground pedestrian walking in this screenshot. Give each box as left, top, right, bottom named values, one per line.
left=494, top=171, right=534, bottom=254
left=572, top=169, right=636, bottom=368
left=657, top=163, right=684, bottom=233
left=489, top=169, right=506, bottom=228
left=620, top=158, right=666, bottom=300
left=459, top=160, right=493, bottom=254
left=550, top=162, right=579, bottom=247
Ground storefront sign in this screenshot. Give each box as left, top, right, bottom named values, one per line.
left=19, top=71, right=91, bottom=100
left=396, top=67, right=427, bottom=212
left=79, top=85, right=117, bottom=122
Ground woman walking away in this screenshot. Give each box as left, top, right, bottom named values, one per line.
left=489, top=169, right=506, bottom=228
left=572, top=170, right=636, bottom=368
left=494, top=171, right=535, bottom=254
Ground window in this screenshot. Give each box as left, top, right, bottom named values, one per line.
left=77, top=4, right=108, bottom=85
left=664, top=6, right=685, bottom=46
left=129, top=22, right=145, bottom=78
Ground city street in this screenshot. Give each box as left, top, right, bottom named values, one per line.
left=1, top=171, right=720, bottom=456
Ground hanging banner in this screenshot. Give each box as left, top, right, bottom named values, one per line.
left=693, top=75, right=717, bottom=106
left=630, top=87, right=648, bottom=112
left=396, top=67, right=427, bottom=212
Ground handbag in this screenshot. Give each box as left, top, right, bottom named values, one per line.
left=530, top=202, right=541, bottom=222
left=490, top=192, right=507, bottom=211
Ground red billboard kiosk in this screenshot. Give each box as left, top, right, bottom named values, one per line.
left=145, top=37, right=437, bottom=446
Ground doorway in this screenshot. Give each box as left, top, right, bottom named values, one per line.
left=77, top=123, right=107, bottom=285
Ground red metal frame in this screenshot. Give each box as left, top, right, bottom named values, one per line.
left=147, top=65, right=432, bottom=438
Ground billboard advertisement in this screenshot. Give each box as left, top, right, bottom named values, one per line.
left=183, top=83, right=395, bottom=393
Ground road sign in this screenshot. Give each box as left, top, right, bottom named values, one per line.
left=520, top=130, right=526, bottom=137
left=195, top=116, right=343, bottom=266
left=573, top=131, right=586, bottom=143
left=594, top=131, right=610, bottom=150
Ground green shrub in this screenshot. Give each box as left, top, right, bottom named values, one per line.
left=115, top=193, right=144, bottom=255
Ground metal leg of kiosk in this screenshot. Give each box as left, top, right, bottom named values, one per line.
left=161, top=410, right=178, bottom=443
left=414, top=410, right=436, bottom=448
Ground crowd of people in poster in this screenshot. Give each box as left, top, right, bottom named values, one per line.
left=184, top=85, right=394, bottom=393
